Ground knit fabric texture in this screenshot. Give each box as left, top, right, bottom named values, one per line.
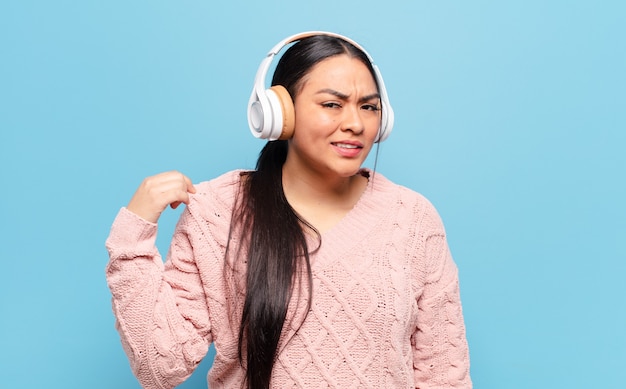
left=105, top=170, right=472, bottom=388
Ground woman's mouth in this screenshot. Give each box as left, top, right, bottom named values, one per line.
left=331, top=142, right=364, bottom=157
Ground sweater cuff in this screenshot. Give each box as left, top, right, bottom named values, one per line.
left=105, top=207, right=159, bottom=260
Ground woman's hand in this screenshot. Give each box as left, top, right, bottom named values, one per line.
left=126, top=171, right=197, bottom=224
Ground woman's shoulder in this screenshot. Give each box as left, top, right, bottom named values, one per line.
left=186, top=170, right=248, bottom=218
left=368, top=170, right=445, bottom=231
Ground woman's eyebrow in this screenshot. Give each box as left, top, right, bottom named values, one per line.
left=359, top=92, right=381, bottom=103
left=316, top=88, right=381, bottom=103
left=316, top=88, right=349, bottom=100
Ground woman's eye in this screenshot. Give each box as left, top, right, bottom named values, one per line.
left=362, top=104, right=381, bottom=111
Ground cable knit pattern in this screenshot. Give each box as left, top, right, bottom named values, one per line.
left=105, top=170, right=471, bottom=388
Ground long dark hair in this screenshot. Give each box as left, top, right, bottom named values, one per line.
left=231, top=34, right=378, bottom=389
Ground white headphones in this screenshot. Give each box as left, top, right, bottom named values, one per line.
left=247, top=31, right=394, bottom=142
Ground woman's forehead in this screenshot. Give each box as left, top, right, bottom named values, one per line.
left=299, top=55, right=377, bottom=92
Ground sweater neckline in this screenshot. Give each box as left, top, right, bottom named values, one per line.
left=306, top=169, right=397, bottom=264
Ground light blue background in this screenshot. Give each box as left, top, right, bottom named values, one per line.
left=1, top=1, right=624, bottom=388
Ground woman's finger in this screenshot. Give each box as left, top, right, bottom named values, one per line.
left=126, top=171, right=195, bottom=223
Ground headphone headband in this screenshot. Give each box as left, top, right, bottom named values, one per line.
left=248, top=31, right=394, bottom=142
left=267, top=31, right=375, bottom=61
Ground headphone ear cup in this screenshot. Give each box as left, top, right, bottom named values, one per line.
left=268, top=85, right=295, bottom=140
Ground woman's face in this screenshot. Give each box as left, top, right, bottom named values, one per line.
left=286, top=54, right=381, bottom=180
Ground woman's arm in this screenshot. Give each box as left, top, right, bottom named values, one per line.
left=411, top=221, right=472, bottom=388
left=104, top=172, right=211, bottom=389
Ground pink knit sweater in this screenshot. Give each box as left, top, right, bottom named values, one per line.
left=105, top=170, right=471, bottom=388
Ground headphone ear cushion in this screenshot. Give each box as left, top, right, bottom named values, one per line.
left=268, top=85, right=295, bottom=140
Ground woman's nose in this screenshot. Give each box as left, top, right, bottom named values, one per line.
left=340, top=105, right=365, bottom=135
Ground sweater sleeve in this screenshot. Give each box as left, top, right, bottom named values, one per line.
left=105, top=207, right=212, bottom=389
left=411, top=209, right=472, bottom=388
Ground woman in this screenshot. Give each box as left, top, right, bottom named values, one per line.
left=105, top=32, right=472, bottom=388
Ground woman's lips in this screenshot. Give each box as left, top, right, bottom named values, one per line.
left=331, top=141, right=363, bottom=157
